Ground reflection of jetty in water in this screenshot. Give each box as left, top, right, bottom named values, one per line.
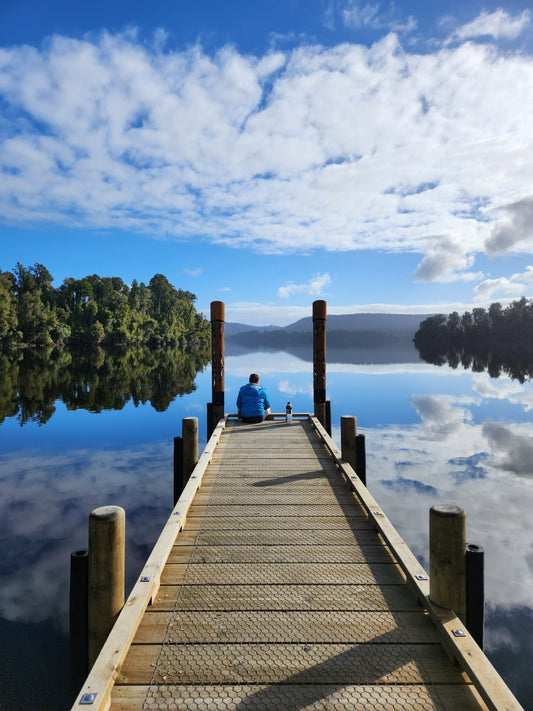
left=0, top=345, right=210, bottom=426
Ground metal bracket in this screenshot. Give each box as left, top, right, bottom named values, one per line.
left=80, top=693, right=97, bottom=705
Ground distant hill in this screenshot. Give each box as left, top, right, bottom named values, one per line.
left=226, top=313, right=427, bottom=340
left=224, top=313, right=431, bottom=363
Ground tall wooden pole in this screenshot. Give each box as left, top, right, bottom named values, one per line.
left=88, top=505, right=125, bottom=668
left=209, top=301, right=225, bottom=436
left=313, top=300, right=327, bottom=430
left=429, top=504, right=467, bottom=624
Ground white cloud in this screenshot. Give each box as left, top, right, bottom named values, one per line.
left=449, top=9, right=532, bottom=43
left=413, top=235, right=482, bottom=283
left=474, top=265, right=533, bottom=301
left=485, top=197, right=533, bottom=255
left=278, top=272, right=331, bottom=299
left=1, top=29, right=533, bottom=281
left=182, top=267, right=203, bottom=276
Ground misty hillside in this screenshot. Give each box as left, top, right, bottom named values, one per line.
left=226, top=313, right=427, bottom=339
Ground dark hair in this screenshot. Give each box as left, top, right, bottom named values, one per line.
left=249, top=373, right=260, bottom=383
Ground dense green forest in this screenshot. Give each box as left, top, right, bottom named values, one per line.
left=414, top=298, right=533, bottom=381
left=0, top=263, right=210, bottom=348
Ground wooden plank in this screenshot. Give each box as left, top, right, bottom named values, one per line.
left=160, top=561, right=406, bottom=586
left=133, top=609, right=439, bottom=644
left=112, top=684, right=490, bottom=711
left=117, top=643, right=468, bottom=686
left=150, top=582, right=420, bottom=612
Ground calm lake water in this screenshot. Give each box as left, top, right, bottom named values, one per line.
left=1, top=343, right=533, bottom=710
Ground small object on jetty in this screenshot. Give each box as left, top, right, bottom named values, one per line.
left=286, top=401, right=293, bottom=424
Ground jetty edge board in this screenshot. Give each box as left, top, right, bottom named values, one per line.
left=71, top=413, right=523, bottom=711
left=309, top=415, right=523, bottom=711
left=70, top=416, right=227, bottom=711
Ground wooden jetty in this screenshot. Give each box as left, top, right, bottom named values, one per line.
left=71, top=300, right=523, bottom=711
left=72, top=412, right=523, bottom=711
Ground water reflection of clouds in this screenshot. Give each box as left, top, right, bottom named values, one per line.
left=277, top=379, right=314, bottom=398
left=473, top=373, right=533, bottom=412
left=0, top=443, right=174, bottom=627
left=352, top=397, right=533, bottom=611
left=483, top=421, right=533, bottom=477
left=411, top=394, right=475, bottom=439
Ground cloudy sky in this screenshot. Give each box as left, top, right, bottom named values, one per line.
left=1, top=0, right=533, bottom=324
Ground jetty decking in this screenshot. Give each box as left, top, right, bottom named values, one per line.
left=73, top=414, right=522, bottom=711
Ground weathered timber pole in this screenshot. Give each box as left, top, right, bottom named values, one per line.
left=429, top=505, right=466, bottom=624
left=173, top=435, right=184, bottom=504
left=341, top=416, right=357, bottom=471
left=313, top=300, right=329, bottom=433
left=466, top=543, right=485, bottom=649
left=356, top=434, right=367, bottom=487
left=209, top=300, right=225, bottom=437
left=69, top=548, right=88, bottom=697
left=88, top=506, right=125, bottom=669
left=183, top=417, right=199, bottom=482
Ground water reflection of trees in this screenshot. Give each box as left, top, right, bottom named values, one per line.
left=415, top=340, right=533, bottom=383
left=0, top=344, right=211, bottom=426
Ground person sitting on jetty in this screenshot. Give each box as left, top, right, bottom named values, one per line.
left=237, top=373, right=271, bottom=423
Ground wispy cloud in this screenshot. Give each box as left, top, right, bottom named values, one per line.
left=447, top=9, right=532, bottom=43
left=182, top=267, right=203, bottom=276
left=1, top=24, right=533, bottom=284
left=278, top=272, right=331, bottom=299
left=324, top=0, right=416, bottom=33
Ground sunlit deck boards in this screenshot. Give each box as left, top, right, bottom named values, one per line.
left=109, top=417, right=490, bottom=711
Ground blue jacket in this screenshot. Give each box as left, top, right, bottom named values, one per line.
left=237, top=383, right=271, bottom=418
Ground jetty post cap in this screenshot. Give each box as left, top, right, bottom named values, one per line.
left=210, top=301, right=225, bottom=321
left=89, top=505, right=125, bottom=522
left=313, top=300, right=327, bottom=320
left=430, top=504, right=464, bottom=518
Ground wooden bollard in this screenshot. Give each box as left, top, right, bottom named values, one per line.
left=313, top=300, right=327, bottom=431
left=209, top=301, right=225, bottom=437
left=429, top=505, right=466, bottom=623
left=182, top=417, right=198, bottom=482
left=356, top=434, right=366, bottom=487
left=173, top=435, right=184, bottom=504
left=88, top=506, right=125, bottom=668
left=341, top=416, right=357, bottom=471
left=466, top=543, right=485, bottom=648
left=69, top=548, right=88, bottom=697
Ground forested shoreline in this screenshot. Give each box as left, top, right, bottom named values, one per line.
left=0, top=263, right=210, bottom=349
left=414, top=297, right=533, bottom=381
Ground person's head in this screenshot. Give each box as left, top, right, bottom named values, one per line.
left=249, top=373, right=260, bottom=384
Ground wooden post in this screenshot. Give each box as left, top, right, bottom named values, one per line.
left=88, top=506, right=125, bottom=669
left=429, top=505, right=466, bottom=623
left=182, top=417, right=198, bottom=482
left=466, top=543, right=485, bottom=648
left=69, top=548, right=88, bottom=697
left=173, top=435, right=184, bottom=504
left=313, top=300, right=327, bottom=430
left=356, top=434, right=366, bottom=487
left=209, top=301, right=225, bottom=437
left=341, top=416, right=357, bottom=471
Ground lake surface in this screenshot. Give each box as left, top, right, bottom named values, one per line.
left=1, top=344, right=533, bottom=710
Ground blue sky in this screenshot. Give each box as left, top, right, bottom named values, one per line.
left=1, top=0, right=533, bottom=325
